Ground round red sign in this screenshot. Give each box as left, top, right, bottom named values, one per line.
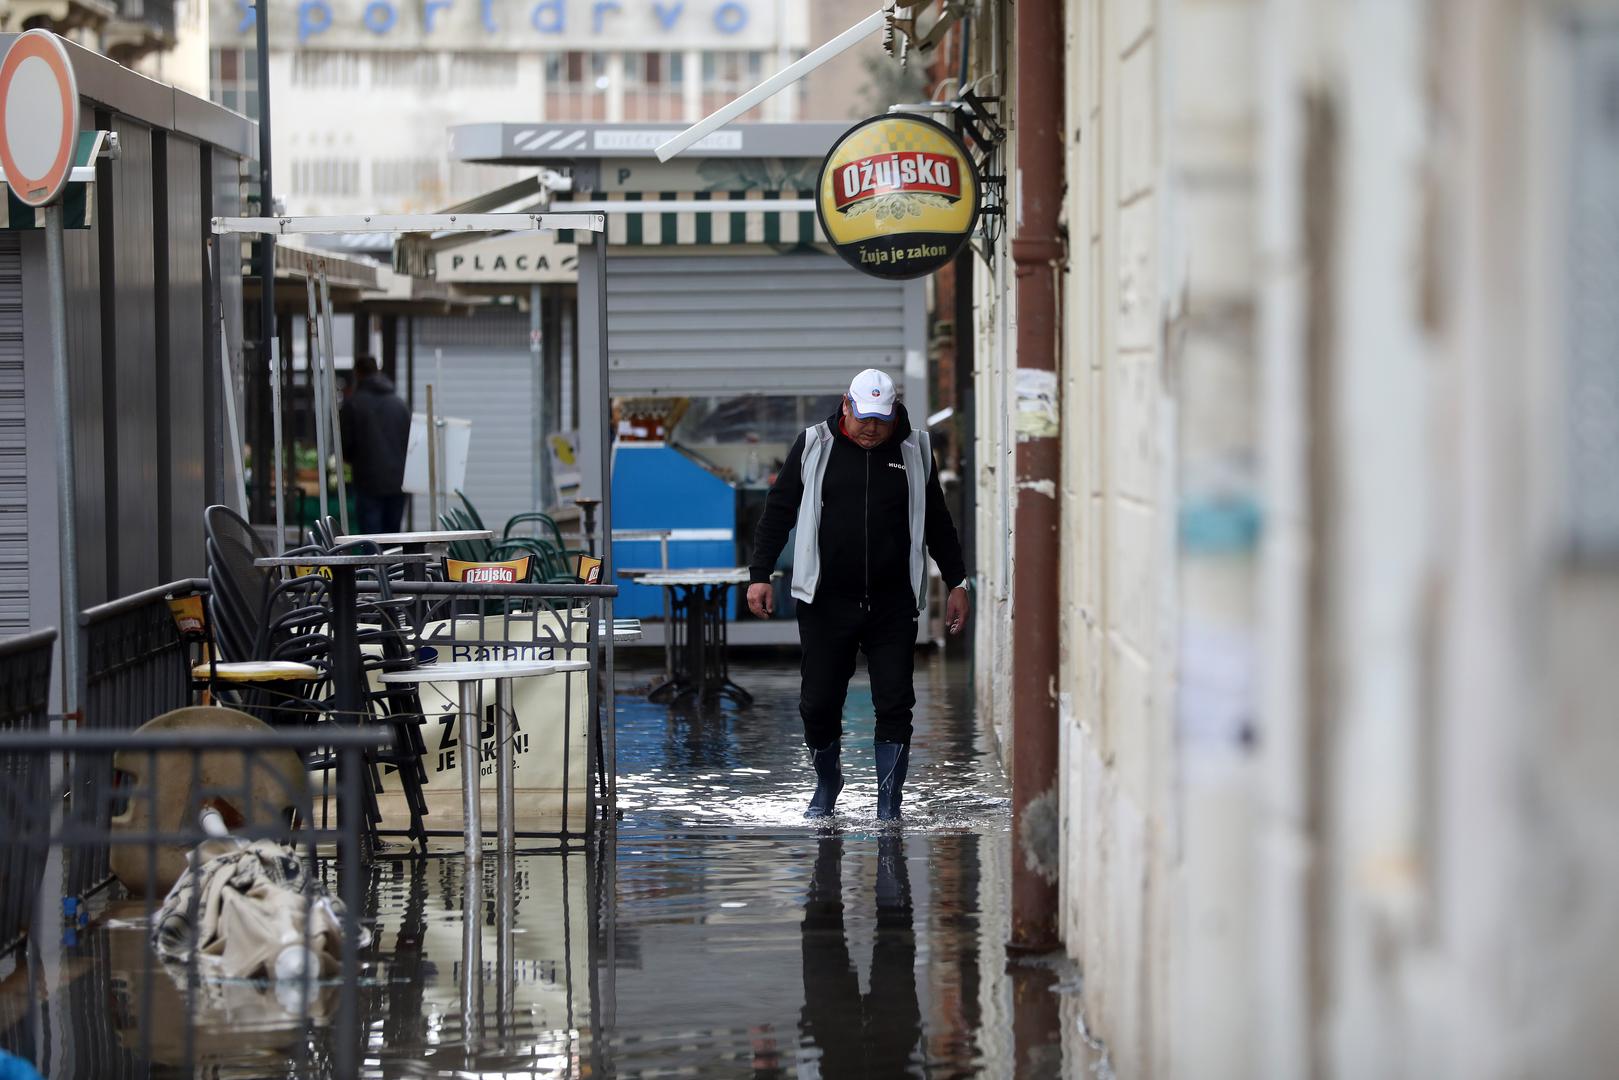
left=0, top=31, right=80, bottom=209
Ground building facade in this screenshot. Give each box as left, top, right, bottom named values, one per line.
left=966, top=0, right=1619, bottom=1076
left=208, top=0, right=830, bottom=213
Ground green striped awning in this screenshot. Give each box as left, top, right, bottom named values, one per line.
left=0, top=131, right=106, bottom=231
left=553, top=190, right=825, bottom=247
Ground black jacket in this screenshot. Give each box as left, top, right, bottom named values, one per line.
left=749, top=404, right=967, bottom=605
left=339, top=375, right=412, bottom=496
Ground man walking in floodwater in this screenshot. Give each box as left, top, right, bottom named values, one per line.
left=747, top=368, right=970, bottom=820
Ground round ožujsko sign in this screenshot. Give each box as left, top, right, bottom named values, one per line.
left=816, top=113, right=980, bottom=281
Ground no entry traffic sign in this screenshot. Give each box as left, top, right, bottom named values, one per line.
left=0, top=30, right=80, bottom=208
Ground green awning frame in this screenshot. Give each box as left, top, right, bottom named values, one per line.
left=0, top=130, right=107, bottom=231
left=551, top=189, right=824, bottom=248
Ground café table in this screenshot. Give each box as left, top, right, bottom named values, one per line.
left=601, top=618, right=644, bottom=644
left=379, top=658, right=590, bottom=860
left=335, top=529, right=493, bottom=580
left=617, top=568, right=772, bottom=706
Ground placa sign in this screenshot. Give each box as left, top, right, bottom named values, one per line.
left=436, top=231, right=578, bottom=284
left=816, top=113, right=980, bottom=281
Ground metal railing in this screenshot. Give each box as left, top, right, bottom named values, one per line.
left=0, top=725, right=385, bottom=1077
left=0, top=627, right=56, bottom=955
left=70, top=580, right=209, bottom=897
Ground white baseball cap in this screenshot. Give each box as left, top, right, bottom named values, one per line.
left=847, top=368, right=897, bottom=420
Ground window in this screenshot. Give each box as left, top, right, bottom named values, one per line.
left=291, top=50, right=361, bottom=87
left=545, top=50, right=607, bottom=120
left=625, top=50, right=685, bottom=121
left=291, top=158, right=360, bottom=197
left=449, top=52, right=518, bottom=88
left=370, top=51, right=438, bottom=87
left=371, top=158, right=439, bottom=197
left=674, top=395, right=844, bottom=447
left=209, top=47, right=259, bottom=119
left=699, top=51, right=768, bottom=120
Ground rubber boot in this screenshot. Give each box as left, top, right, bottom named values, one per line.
left=875, top=741, right=910, bottom=821
left=805, top=741, right=844, bottom=818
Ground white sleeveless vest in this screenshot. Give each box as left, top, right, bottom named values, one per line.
left=790, top=423, right=932, bottom=615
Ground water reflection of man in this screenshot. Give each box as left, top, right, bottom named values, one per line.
left=798, top=834, right=922, bottom=1076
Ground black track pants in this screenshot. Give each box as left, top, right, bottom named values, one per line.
left=796, top=594, right=917, bottom=750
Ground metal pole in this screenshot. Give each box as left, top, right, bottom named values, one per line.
left=337, top=744, right=363, bottom=1079
left=594, top=230, right=616, bottom=812
left=461, top=869, right=483, bottom=1044
left=434, top=347, right=446, bottom=512
left=495, top=846, right=514, bottom=1037
left=531, top=283, right=549, bottom=511
left=270, top=338, right=286, bottom=552
left=317, top=266, right=349, bottom=535
left=460, top=680, right=482, bottom=867
left=404, top=315, right=415, bottom=529
left=1009, top=0, right=1064, bottom=954
left=425, top=384, right=438, bottom=529
left=660, top=533, right=672, bottom=679
left=496, top=678, right=513, bottom=855
left=212, top=241, right=250, bottom=517
left=44, top=205, right=80, bottom=717
left=305, top=272, right=330, bottom=524
left=253, top=0, right=275, bottom=517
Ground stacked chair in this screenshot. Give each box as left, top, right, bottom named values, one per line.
left=202, top=506, right=433, bottom=847
left=443, top=491, right=586, bottom=585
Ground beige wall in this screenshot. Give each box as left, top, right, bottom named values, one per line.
left=972, top=0, right=1619, bottom=1075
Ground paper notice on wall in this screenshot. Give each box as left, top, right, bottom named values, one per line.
left=1015, top=368, right=1060, bottom=439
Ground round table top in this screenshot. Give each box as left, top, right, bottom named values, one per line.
left=256, top=553, right=435, bottom=568
left=378, top=659, right=591, bottom=684
left=618, top=568, right=766, bottom=586
left=598, top=618, right=643, bottom=642
left=335, top=529, right=491, bottom=545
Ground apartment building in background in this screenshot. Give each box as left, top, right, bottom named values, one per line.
left=205, top=0, right=919, bottom=215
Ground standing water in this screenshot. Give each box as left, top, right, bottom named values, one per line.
left=0, top=652, right=1088, bottom=1077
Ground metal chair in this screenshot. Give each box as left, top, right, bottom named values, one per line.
left=204, top=505, right=434, bottom=847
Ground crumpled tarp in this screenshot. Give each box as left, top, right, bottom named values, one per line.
left=152, top=839, right=363, bottom=980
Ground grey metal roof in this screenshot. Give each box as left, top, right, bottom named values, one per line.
left=0, top=34, right=258, bottom=158
left=449, top=122, right=847, bottom=164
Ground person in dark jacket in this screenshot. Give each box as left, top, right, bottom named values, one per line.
left=747, top=368, right=969, bottom=820
left=339, top=356, right=412, bottom=535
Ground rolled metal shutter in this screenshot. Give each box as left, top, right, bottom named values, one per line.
left=606, top=251, right=915, bottom=398
left=0, top=235, right=26, bottom=633
left=405, top=310, right=537, bottom=533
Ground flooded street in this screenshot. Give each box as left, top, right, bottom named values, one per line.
left=1, top=652, right=1090, bottom=1078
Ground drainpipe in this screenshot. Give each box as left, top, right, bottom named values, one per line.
left=1008, top=0, right=1065, bottom=953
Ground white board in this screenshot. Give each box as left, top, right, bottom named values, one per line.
left=403, top=413, right=472, bottom=496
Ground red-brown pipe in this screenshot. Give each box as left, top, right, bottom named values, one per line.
left=1009, top=0, right=1065, bottom=953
